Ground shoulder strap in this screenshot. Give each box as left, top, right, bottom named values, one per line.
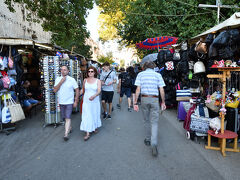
left=104, top=70, right=113, bottom=82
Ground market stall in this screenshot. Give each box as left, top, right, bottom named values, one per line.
left=177, top=12, right=240, bottom=156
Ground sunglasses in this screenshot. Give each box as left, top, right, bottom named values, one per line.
left=88, top=70, right=94, bottom=73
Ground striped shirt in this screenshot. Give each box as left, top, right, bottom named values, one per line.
left=135, top=68, right=165, bottom=96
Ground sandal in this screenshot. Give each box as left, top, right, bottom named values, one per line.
left=63, top=135, right=69, bottom=141
left=84, top=134, right=90, bottom=141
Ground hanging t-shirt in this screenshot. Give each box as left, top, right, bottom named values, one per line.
left=54, top=75, right=78, bottom=105
left=100, top=70, right=117, bottom=92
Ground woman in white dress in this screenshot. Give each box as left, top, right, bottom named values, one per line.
left=80, top=66, right=101, bottom=141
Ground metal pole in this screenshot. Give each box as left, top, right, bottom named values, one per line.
left=217, top=0, right=220, bottom=24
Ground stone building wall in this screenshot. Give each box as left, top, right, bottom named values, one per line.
left=0, top=2, right=51, bottom=43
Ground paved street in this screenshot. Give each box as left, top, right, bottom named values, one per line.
left=0, top=92, right=240, bottom=180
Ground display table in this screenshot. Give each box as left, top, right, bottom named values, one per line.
left=206, top=67, right=240, bottom=156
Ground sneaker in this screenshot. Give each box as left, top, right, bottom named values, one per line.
left=152, top=145, right=158, bottom=157
left=117, top=104, right=121, bottom=109
left=128, top=107, right=132, bottom=112
left=112, top=107, right=114, bottom=112
left=103, top=112, right=108, bottom=119
left=107, top=114, right=111, bottom=119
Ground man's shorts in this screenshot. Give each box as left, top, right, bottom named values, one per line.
left=101, top=91, right=114, bottom=103
left=23, top=99, right=39, bottom=107
left=60, top=104, right=73, bottom=119
left=120, top=87, right=131, bottom=98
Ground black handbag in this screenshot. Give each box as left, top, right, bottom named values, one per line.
left=218, top=46, right=234, bottom=59
left=205, top=34, right=214, bottom=44
left=212, top=31, right=230, bottom=47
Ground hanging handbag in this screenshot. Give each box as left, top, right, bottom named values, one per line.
left=7, top=69, right=17, bottom=76
left=173, top=50, right=180, bottom=61
left=195, top=40, right=208, bottom=54
left=205, top=33, right=214, bottom=44
left=1, top=71, right=10, bottom=89
left=8, top=57, right=13, bottom=68
left=0, top=56, right=4, bottom=70
left=165, top=61, right=174, bottom=70
left=2, top=94, right=11, bottom=124
left=3, top=57, right=8, bottom=69
left=7, top=97, right=25, bottom=123
left=176, top=89, right=192, bottom=101
left=212, top=31, right=230, bottom=47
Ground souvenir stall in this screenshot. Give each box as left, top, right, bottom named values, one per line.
left=176, top=12, right=240, bottom=156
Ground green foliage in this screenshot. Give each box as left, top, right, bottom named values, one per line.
left=120, top=59, right=125, bottom=67
left=97, top=0, right=240, bottom=56
left=4, top=0, right=94, bottom=58
left=97, top=52, right=115, bottom=64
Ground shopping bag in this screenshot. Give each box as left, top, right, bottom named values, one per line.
left=7, top=97, right=25, bottom=123
left=2, top=94, right=11, bottom=123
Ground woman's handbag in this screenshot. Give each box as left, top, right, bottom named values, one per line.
left=2, top=94, right=11, bottom=124
left=7, top=97, right=25, bottom=123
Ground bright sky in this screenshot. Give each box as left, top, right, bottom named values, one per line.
left=86, top=4, right=138, bottom=65
left=86, top=4, right=100, bottom=41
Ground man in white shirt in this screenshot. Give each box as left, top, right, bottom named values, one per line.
left=134, top=61, right=166, bottom=157
left=54, top=65, right=79, bottom=141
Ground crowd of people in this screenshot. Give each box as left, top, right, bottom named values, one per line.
left=53, top=61, right=166, bottom=157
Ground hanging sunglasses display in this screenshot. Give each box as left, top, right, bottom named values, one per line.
left=41, top=56, right=61, bottom=126
left=69, top=59, right=81, bottom=112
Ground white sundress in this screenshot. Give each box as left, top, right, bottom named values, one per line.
left=80, top=79, right=101, bottom=132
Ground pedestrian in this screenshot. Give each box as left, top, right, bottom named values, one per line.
left=117, top=67, right=131, bottom=111
left=54, top=65, right=79, bottom=141
left=133, top=61, right=166, bottom=157
left=80, top=66, right=101, bottom=141
left=127, top=66, right=137, bottom=109
left=100, top=62, right=117, bottom=119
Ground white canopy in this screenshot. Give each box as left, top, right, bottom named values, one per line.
left=191, top=12, right=240, bottom=41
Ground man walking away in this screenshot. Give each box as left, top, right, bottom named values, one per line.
left=117, top=67, right=132, bottom=111
left=133, top=61, right=166, bottom=157
left=100, top=62, right=117, bottom=119
left=54, top=65, right=79, bottom=141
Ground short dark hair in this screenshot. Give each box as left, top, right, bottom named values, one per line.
left=86, top=66, right=98, bottom=78
left=61, top=65, right=69, bottom=70
left=120, top=67, right=125, bottom=72
left=102, top=62, right=110, bottom=67
left=143, top=61, right=156, bottom=70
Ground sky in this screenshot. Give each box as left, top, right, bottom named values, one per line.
left=86, top=4, right=100, bottom=41
left=86, top=4, right=138, bottom=65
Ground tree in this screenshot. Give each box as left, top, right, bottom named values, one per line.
left=97, top=52, right=115, bottom=64
left=120, top=59, right=125, bottom=67
left=97, top=0, right=240, bottom=50
left=4, top=0, right=94, bottom=58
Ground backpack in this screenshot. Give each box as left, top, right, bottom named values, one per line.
left=121, top=72, right=132, bottom=87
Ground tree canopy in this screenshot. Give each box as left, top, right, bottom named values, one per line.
left=97, top=0, right=240, bottom=51
left=97, top=52, right=114, bottom=64
left=4, top=0, right=94, bottom=58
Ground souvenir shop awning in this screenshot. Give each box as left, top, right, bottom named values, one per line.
left=191, top=12, right=240, bottom=41
left=0, top=38, right=33, bottom=45
left=136, top=36, right=178, bottom=50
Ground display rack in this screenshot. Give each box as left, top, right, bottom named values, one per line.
left=69, top=59, right=81, bottom=112
left=206, top=67, right=240, bottom=156
left=42, top=56, right=61, bottom=127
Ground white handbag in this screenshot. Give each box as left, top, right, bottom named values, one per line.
left=7, top=97, right=25, bottom=123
